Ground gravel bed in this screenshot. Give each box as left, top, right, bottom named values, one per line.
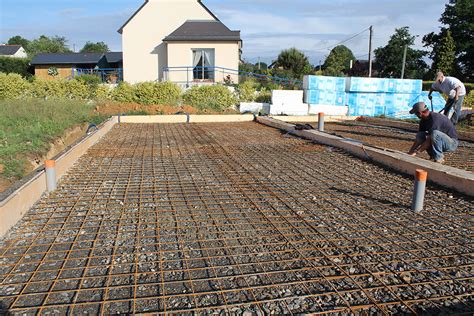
left=0, top=122, right=472, bottom=314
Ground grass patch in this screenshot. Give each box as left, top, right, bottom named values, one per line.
left=0, top=99, right=108, bottom=180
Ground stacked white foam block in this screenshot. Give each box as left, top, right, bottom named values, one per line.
left=239, top=102, right=270, bottom=115
left=270, top=90, right=308, bottom=115
left=304, top=76, right=349, bottom=115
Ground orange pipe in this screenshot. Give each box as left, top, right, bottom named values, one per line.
left=415, top=169, right=428, bottom=181
left=45, top=160, right=56, bottom=168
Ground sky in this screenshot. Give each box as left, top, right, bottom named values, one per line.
left=0, top=0, right=448, bottom=65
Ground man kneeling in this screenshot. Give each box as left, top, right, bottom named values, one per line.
left=407, top=102, right=458, bottom=164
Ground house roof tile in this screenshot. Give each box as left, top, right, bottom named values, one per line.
left=163, top=20, right=241, bottom=42
left=0, top=45, right=22, bottom=56
left=30, top=53, right=105, bottom=65
left=105, top=52, right=123, bottom=63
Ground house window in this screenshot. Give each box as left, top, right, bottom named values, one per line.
left=192, top=49, right=215, bottom=81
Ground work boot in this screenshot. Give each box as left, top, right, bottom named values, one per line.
left=435, top=157, right=445, bottom=164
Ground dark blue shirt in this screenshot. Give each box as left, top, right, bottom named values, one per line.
left=419, top=112, right=458, bottom=140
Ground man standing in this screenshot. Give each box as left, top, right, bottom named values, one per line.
left=428, top=71, right=466, bottom=125
left=407, top=102, right=458, bottom=164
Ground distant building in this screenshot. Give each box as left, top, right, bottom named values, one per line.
left=0, top=45, right=28, bottom=58
left=30, top=52, right=123, bottom=81
left=119, top=0, right=242, bottom=85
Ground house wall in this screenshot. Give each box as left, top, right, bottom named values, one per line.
left=167, top=42, right=240, bottom=84
left=35, top=65, right=73, bottom=80
left=121, top=0, right=216, bottom=83
left=13, top=48, right=28, bottom=58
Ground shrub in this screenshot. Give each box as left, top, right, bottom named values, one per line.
left=464, top=90, right=473, bottom=110
left=0, top=56, right=32, bottom=78
left=236, top=79, right=258, bottom=102
left=64, top=79, right=90, bottom=100
left=0, top=72, right=30, bottom=99
left=111, top=82, right=135, bottom=103
left=183, top=85, right=237, bottom=111
left=30, top=78, right=69, bottom=99
left=95, top=85, right=111, bottom=100
left=255, top=88, right=272, bottom=103
left=74, top=74, right=102, bottom=99
left=75, top=74, right=101, bottom=87
left=134, top=81, right=181, bottom=105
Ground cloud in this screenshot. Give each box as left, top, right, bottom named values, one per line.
left=206, top=0, right=446, bottom=64
left=58, top=8, right=84, bottom=16
left=1, top=0, right=446, bottom=65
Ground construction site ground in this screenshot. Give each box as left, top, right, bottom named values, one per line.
left=0, top=121, right=473, bottom=315
left=318, top=121, right=474, bottom=173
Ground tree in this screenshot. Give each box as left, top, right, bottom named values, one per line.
left=323, top=45, right=355, bottom=76
left=374, top=26, right=428, bottom=79
left=239, top=61, right=256, bottom=74
left=423, top=0, right=473, bottom=80
left=432, top=30, right=456, bottom=76
left=275, top=48, right=313, bottom=79
left=254, top=62, right=268, bottom=71
left=80, top=41, right=109, bottom=53
left=7, top=35, right=30, bottom=51
left=27, top=35, right=72, bottom=56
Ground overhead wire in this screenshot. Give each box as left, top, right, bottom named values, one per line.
left=313, top=26, right=371, bottom=52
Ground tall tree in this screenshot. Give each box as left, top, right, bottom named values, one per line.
left=27, top=35, right=72, bottom=56
left=275, top=48, right=313, bottom=79
left=80, top=41, right=109, bottom=53
left=423, top=0, right=473, bottom=80
left=7, top=35, right=30, bottom=51
left=323, top=45, right=355, bottom=76
left=374, top=26, right=428, bottom=79
left=432, top=30, right=456, bottom=76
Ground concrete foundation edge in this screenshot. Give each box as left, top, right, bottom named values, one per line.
left=0, top=117, right=117, bottom=237
left=257, top=116, right=474, bottom=197
left=119, top=114, right=256, bottom=123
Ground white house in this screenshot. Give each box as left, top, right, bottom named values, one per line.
left=0, top=45, right=28, bottom=58
left=119, top=0, right=242, bottom=85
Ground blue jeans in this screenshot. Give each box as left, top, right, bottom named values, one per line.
left=416, top=130, right=459, bottom=160
left=448, top=95, right=465, bottom=125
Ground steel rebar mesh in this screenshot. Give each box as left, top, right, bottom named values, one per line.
left=320, top=121, right=474, bottom=172
left=0, top=122, right=472, bottom=315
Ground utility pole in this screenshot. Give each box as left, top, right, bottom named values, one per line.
left=73, top=44, right=76, bottom=52
left=258, top=57, right=261, bottom=70
left=368, top=25, right=373, bottom=77
left=319, top=60, right=322, bottom=72
left=401, top=44, right=408, bottom=79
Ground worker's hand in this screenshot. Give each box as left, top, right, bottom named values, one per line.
left=408, top=151, right=417, bottom=157
left=428, top=95, right=433, bottom=100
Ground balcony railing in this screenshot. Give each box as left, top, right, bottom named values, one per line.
left=163, top=66, right=302, bottom=88
left=74, top=68, right=123, bottom=84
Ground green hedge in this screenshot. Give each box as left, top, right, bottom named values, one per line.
left=183, top=85, right=237, bottom=111
left=236, top=79, right=258, bottom=102
left=0, top=56, right=32, bottom=78
left=134, top=81, right=182, bottom=105
left=423, top=80, right=474, bottom=95
left=0, top=73, right=30, bottom=99
left=0, top=72, right=240, bottom=109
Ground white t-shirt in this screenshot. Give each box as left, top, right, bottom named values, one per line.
left=432, top=76, right=466, bottom=97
